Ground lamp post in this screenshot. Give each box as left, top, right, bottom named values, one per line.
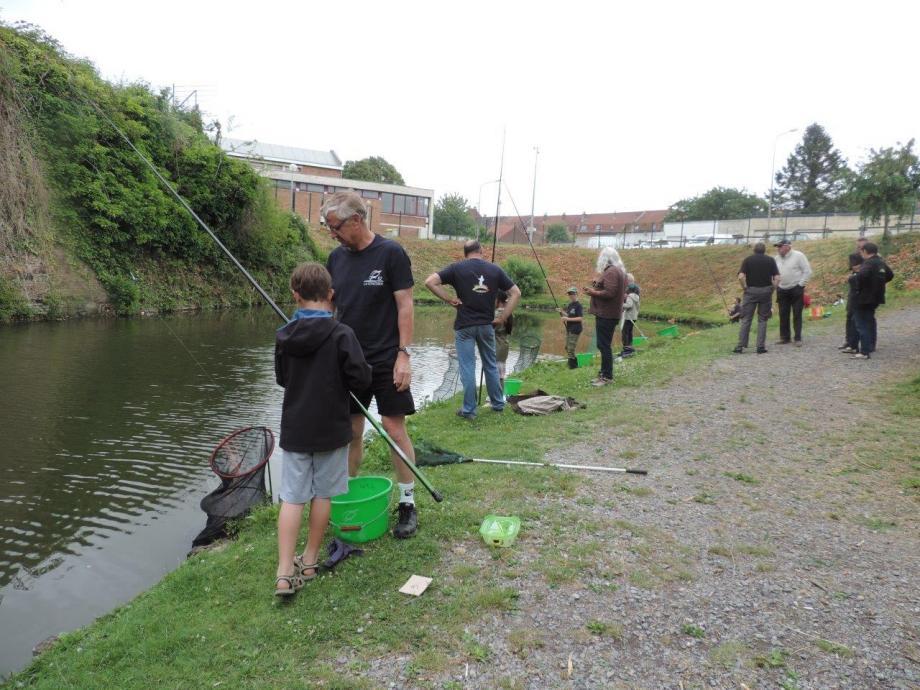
left=287, top=163, right=298, bottom=213
left=767, top=128, right=798, bottom=233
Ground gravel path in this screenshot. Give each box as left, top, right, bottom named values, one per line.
left=418, top=306, right=920, bottom=689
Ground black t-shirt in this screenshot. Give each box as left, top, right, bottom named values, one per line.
left=563, top=300, right=583, bottom=334
left=739, top=253, right=779, bottom=288
left=437, top=258, right=515, bottom=330
left=327, top=235, right=414, bottom=364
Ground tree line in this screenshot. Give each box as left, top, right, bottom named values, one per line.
left=666, top=124, right=920, bottom=239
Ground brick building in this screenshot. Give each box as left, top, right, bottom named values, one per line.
left=482, top=209, right=669, bottom=247
left=221, top=138, right=435, bottom=239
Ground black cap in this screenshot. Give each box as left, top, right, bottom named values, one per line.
left=773, top=239, right=791, bottom=247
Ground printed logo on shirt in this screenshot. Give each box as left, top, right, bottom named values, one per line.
left=363, top=269, right=384, bottom=286
left=471, top=274, right=489, bottom=294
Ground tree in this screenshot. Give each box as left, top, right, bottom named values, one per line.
left=665, top=187, right=767, bottom=222
left=852, top=140, right=920, bottom=240
left=502, top=257, right=544, bottom=298
left=772, top=123, right=851, bottom=213
left=545, top=222, right=570, bottom=243
left=432, top=193, right=479, bottom=238
left=342, top=156, right=405, bottom=185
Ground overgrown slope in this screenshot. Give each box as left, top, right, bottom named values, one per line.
left=0, top=22, right=318, bottom=320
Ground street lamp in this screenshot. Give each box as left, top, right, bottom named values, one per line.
left=287, top=163, right=298, bottom=212
left=766, top=128, right=799, bottom=233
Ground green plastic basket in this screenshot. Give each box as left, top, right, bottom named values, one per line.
left=504, top=378, right=522, bottom=395
left=575, top=352, right=594, bottom=368
left=657, top=325, right=679, bottom=338
left=479, top=514, right=521, bottom=547
left=633, top=335, right=649, bottom=347
left=330, top=476, right=393, bottom=543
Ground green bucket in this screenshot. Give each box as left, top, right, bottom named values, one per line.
left=633, top=335, right=649, bottom=347
left=657, top=325, right=679, bottom=338
left=330, top=476, right=393, bottom=543
left=504, top=378, right=522, bottom=395
left=576, top=352, right=594, bottom=367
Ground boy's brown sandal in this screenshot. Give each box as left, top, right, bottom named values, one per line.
left=274, top=573, right=304, bottom=597
left=294, top=554, right=320, bottom=581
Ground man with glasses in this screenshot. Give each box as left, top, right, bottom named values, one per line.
left=322, top=191, right=419, bottom=538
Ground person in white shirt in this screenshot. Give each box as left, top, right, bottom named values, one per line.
left=773, top=239, right=813, bottom=346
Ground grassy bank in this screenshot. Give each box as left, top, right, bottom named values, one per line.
left=12, top=305, right=918, bottom=688
left=314, top=232, right=920, bottom=325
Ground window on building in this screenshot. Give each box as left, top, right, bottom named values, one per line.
left=417, top=198, right=430, bottom=216
left=394, top=195, right=406, bottom=214
left=361, top=190, right=379, bottom=199
left=595, top=224, right=601, bottom=231
left=403, top=196, right=417, bottom=216
left=381, top=193, right=393, bottom=213
left=307, top=183, right=325, bottom=193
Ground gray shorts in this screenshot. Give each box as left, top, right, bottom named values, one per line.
left=280, top=445, right=349, bottom=504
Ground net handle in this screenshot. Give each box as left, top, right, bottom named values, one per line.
left=208, top=426, right=275, bottom=479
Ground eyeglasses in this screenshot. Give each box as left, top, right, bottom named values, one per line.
left=322, top=215, right=352, bottom=234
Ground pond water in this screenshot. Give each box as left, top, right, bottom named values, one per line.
left=0, top=304, right=622, bottom=674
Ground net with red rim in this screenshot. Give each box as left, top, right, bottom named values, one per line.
left=209, top=426, right=274, bottom=478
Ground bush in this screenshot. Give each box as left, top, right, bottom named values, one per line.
left=99, top=272, right=140, bottom=315
left=546, top=223, right=570, bottom=243
left=502, top=256, right=544, bottom=298
left=0, top=274, right=31, bottom=320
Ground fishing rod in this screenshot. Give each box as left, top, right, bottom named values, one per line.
left=699, top=249, right=730, bottom=314
left=478, top=130, right=506, bottom=406
left=81, top=93, right=444, bottom=503
left=501, top=182, right=560, bottom=309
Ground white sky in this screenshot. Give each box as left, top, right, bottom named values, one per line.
left=3, top=0, right=918, bottom=216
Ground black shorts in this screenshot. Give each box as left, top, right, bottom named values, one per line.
left=350, top=358, right=416, bottom=417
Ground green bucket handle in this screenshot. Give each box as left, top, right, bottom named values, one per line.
left=329, top=504, right=391, bottom=533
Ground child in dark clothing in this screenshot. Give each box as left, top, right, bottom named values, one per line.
left=728, top=297, right=742, bottom=322
left=273, top=263, right=371, bottom=597
left=560, top=286, right=584, bottom=369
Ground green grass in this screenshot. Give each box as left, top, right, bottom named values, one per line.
left=11, top=308, right=920, bottom=688
left=681, top=624, right=705, bottom=638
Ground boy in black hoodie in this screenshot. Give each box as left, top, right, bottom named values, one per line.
left=273, top=263, right=371, bottom=596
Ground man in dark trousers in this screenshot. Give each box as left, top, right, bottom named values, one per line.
left=851, top=241, right=895, bottom=360
left=774, top=238, right=812, bottom=346
left=425, top=240, right=521, bottom=419
left=733, top=242, right=780, bottom=354
left=322, top=191, right=419, bottom=539
left=840, top=235, right=868, bottom=351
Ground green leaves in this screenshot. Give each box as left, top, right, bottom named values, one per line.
left=432, top=192, right=479, bottom=238
left=342, top=155, right=405, bottom=185
left=666, top=187, right=767, bottom=222
left=852, top=140, right=920, bottom=239
left=772, top=123, right=852, bottom=213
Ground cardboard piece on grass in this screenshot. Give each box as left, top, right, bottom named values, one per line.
left=399, top=574, right=433, bottom=596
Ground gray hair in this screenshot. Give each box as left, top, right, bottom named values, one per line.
left=321, top=190, right=367, bottom=223
left=596, top=246, right=626, bottom=274
left=753, top=241, right=766, bottom=254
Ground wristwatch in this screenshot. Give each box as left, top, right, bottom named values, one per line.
left=397, top=346, right=411, bottom=357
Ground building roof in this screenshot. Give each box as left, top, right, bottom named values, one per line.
left=262, top=169, right=433, bottom=198
left=220, top=137, right=342, bottom=170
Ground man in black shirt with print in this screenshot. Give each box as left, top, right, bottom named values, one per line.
left=425, top=240, right=521, bottom=419
left=323, top=191, right=419, bottom=539
left=733, top=242, right=780, bottom=354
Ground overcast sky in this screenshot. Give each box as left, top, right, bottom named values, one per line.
left=3, top=1, right=918, bottom=216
